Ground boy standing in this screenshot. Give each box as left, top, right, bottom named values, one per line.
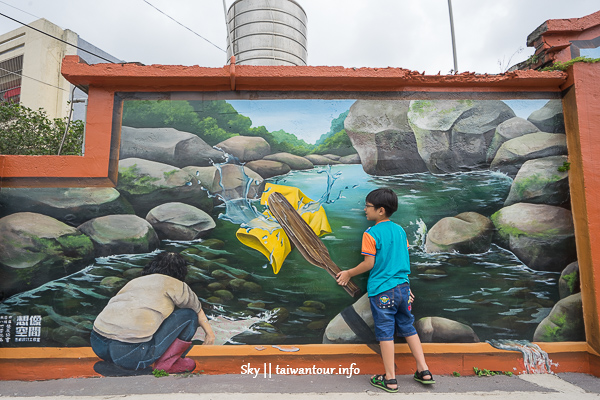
left=336, top=188, right=434, bottom=392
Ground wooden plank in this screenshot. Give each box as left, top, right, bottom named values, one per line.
left=268, top=192, right=360, bottom=297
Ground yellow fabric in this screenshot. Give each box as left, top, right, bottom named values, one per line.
left=236, top=183, right=332, bottom=274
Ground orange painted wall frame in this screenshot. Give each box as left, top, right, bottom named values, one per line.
left=1, top=56, right=600, bottom=379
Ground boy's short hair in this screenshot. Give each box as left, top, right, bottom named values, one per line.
left=142, top=252, right=188, bottom=282
left=366, top=188, right=398, bottom=217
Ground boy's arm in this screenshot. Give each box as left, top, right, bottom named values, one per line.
left=336, top=255, right=374, bottom=286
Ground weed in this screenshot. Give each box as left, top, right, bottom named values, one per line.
left=179, top=370, right=205, bottom=378
left=473, top=367, right=513, bottom=377
left=540, top=56, right=600, bottom=71
left=453, top=371, right=461, bottom=377
left=152, top=369, right=169, bottom=378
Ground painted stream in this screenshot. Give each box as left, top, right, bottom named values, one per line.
left=0, top=165, right=560, bottom=347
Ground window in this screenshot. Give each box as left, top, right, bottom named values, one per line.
left=0, top=54, right=23, bottom=104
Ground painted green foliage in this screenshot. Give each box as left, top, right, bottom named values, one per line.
left=121, top=99, right=351, bottom=156
left=563, top=270, right=579, bottom=293
left=512, top=174, right=562, bottom=198
left=542, top=312, right=568, bottom=342
left=117, top=165, right=162, bottom=195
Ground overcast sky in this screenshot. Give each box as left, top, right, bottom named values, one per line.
left=1, top=0, right=599, bottom=73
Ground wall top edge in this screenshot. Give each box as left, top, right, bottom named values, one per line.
left=61, top=56, right=568, bottom=92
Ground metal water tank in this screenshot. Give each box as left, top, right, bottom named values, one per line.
left=226, top=0, right=308, bottom=66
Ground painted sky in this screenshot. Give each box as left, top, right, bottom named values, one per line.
left=0, top=1, right=598, bottom=74
left=227, top=99, right=354, bottom=144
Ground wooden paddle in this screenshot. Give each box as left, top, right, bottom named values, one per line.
left=268, top=191, right=361, bottom=298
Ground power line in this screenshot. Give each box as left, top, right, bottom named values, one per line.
left=0, top=66, right=69, bottom=92
left=0, top=0, right=40, bottom=20
left=0, top=12, right=117, bottom=63
left=142, top=0, right=226, bottom=53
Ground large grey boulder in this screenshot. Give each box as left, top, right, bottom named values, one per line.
left=263, top=152, right=314, bottom=170
left=117, top=158, right=212, bottom=217
left=339, top=153, right=361, bottom=164
left=559, top=261, right=580, bottom=299
left=407, top=100, right=515, bottom=173
left=182, top=164, right=264, bottom=200
left=345, top=100, right=428, bottom=175
left=304, top=154, right=341, bottom=165
left=533, top=293, right=584, bottom=342
left=245, top=160, right=291, bottom=179
left=78, top=214, right=160, bottom=257
left=146, top=202, right=216, bottom=241
left=215, top=136, right=270, bottom=162
left=486, top=117, right=540, bottom=163
left=323, top=294, right=375, bottom=344
left=120, top=126, right=226, bottom=167
left=415, top=317, right=479, bottom=343
left=491, top=203, right=576, bottom=271
left=504, top=156, right=570, bottom=206
left=425, top=212, right=493, bottom=254
left=0, top=212, right=95, bottom=297
left=527, top=100, right=565, bottom=133
left=0, top=187, right=134, bottom=226
left=490, top=132, right=568, bottom=178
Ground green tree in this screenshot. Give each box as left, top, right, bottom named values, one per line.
left=0, top=102, right=84, bottom=155
left=188, top=100, right=253, bottom=136
left=122, top=100, right=200, bottom=133
left=315, top=110, right=349, bottom=145
left=122, top=100, right=236, bottom=145
left=314, top=129, right=356, bottom=156
left=269, top=129, right=314, bottom=156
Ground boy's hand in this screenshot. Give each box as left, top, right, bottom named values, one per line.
left=409, top=290, right=415, bottom=303
left=336, top=270, right=351, bottom=286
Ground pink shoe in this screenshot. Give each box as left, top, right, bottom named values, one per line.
left=154, top=338, right=196, bottom=373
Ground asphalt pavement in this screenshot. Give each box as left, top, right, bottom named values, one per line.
left=1, top=372, right=600, bottom=399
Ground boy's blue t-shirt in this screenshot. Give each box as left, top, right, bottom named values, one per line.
left=361, top=220, right=410, bottom=296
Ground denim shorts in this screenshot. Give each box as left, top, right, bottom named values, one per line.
left=369, top=283, right=417, bottom=341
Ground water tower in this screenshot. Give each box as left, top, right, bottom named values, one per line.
left=226, top=0, right=308, bottom=66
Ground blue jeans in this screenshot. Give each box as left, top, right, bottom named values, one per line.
left=369, top=283, right=417, bottom=341
left=91, top=308, right=198, bottom=370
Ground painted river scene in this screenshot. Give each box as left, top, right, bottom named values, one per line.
left=0, top=98, right=583, bottom=347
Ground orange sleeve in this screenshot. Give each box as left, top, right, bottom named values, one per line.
left=361, top=232, right=376, bottom=256
left=407, top=239, right=410, bottom=248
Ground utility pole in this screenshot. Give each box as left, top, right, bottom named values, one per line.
left=448, top=0, right=458, bottom=73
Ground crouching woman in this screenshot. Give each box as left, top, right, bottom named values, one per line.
left=91, top=252, right=215, bottom=373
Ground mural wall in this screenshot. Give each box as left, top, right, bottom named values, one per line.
left=0, top=97, right=583, bottom=349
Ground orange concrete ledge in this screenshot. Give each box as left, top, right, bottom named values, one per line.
left=60, top=56, right=568, bottom=93
left=0, top=342, right=594, bottom=381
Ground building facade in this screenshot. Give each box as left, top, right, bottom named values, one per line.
left=0, top=18, right=121, bottom=121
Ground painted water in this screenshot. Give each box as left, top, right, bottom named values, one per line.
left=488, top=339, right=557, bottom=373
left=0, top=165, right=560, bottom=346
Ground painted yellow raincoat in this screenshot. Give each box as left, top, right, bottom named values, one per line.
left=236, top=183, right=331, bottom=274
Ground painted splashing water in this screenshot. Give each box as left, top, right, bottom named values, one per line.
left=203, top=161, right=349, bottom=230
left=487, top=339, right=558, bottom=374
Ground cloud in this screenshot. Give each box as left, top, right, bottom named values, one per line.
left=1, top=0, right=598, bottom=72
